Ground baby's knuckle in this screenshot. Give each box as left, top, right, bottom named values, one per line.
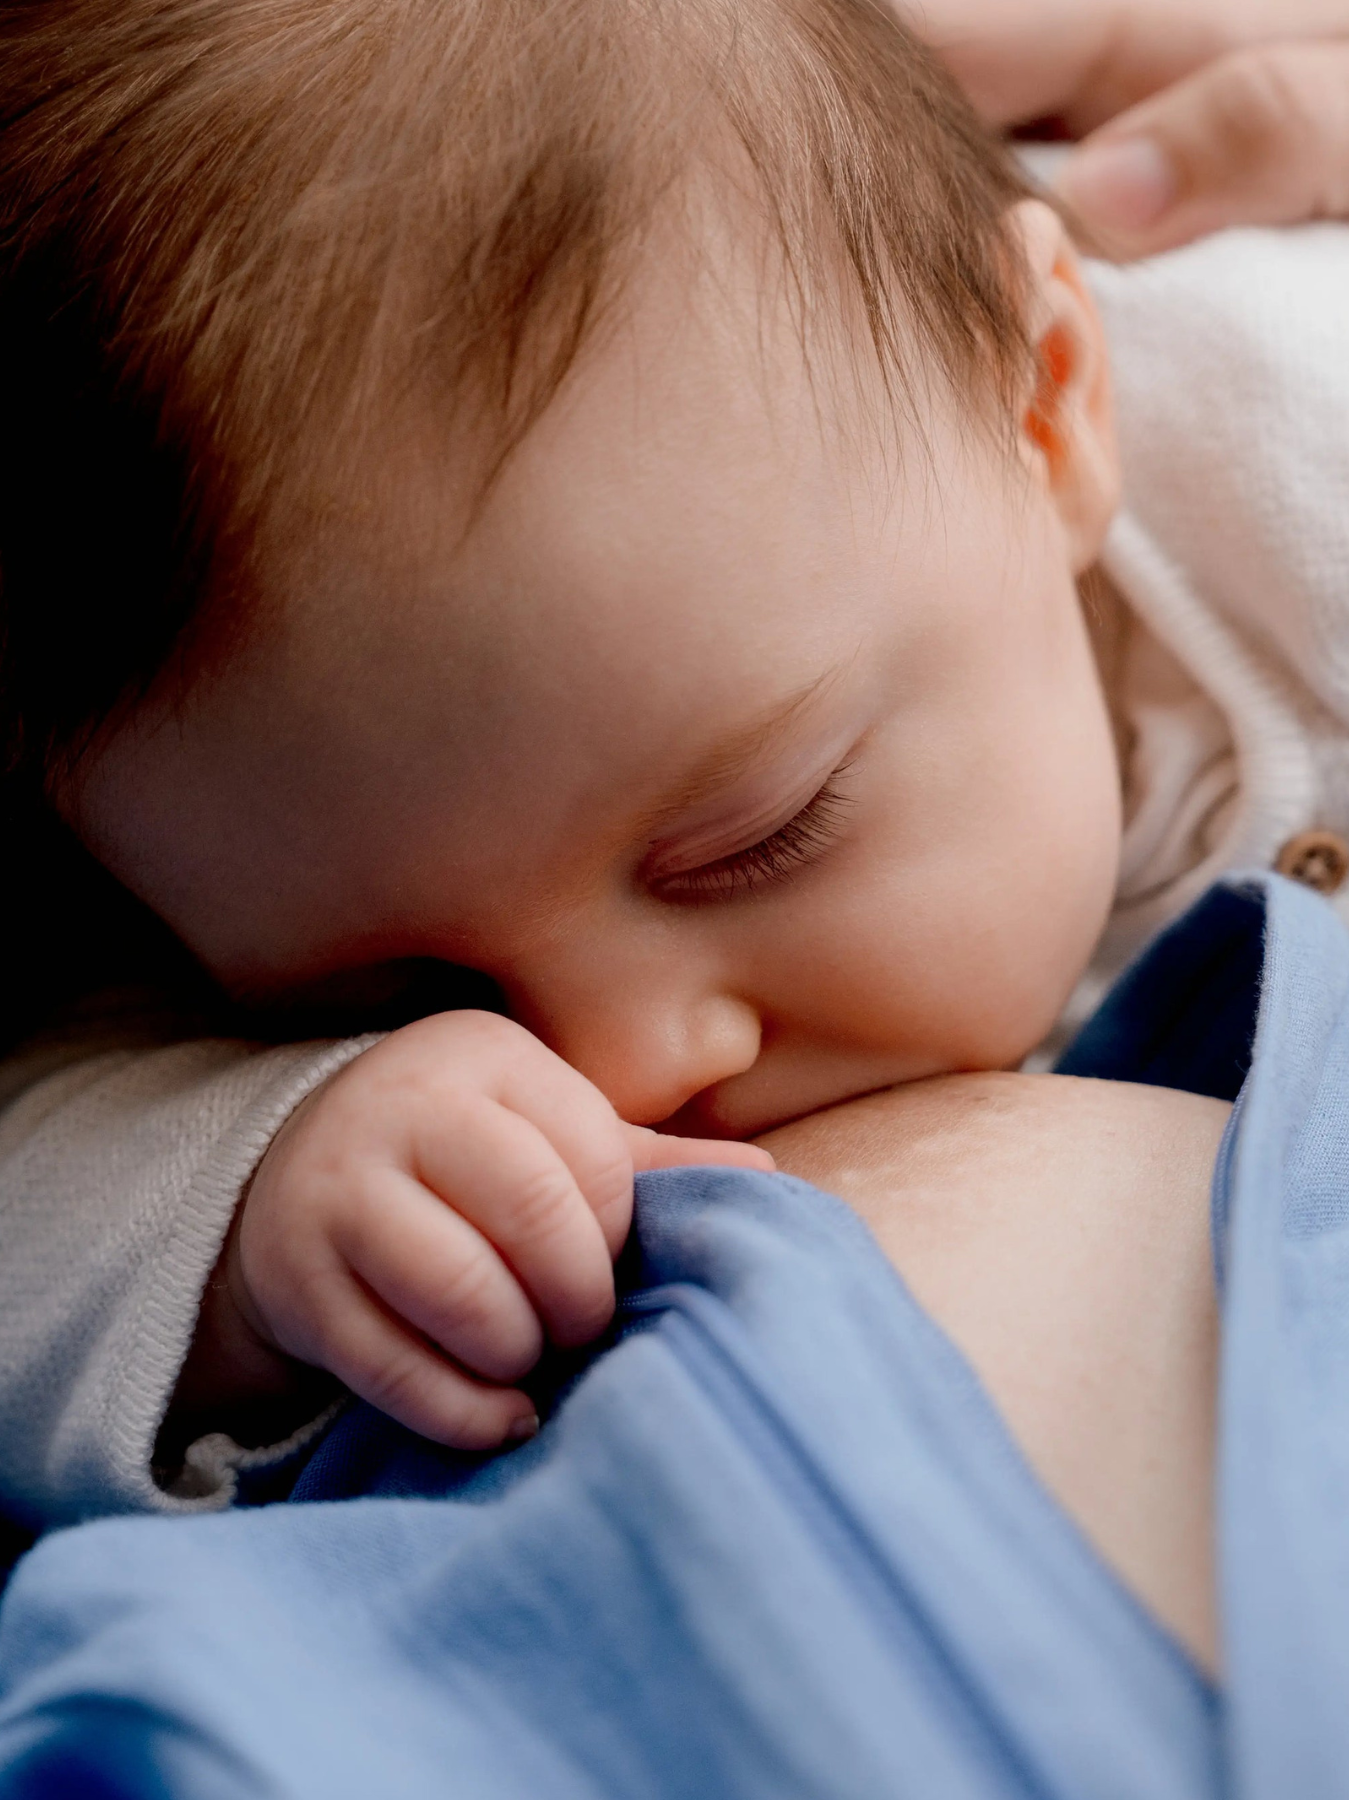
left=376, top=1013, right=540, bottom=1119
left=274, top=1258, right=348, bottom=1346
left=428, top=1250, right=504, bottom=1338
left=425, top=1008, right=527, bottom=1065
left=357, top=1346, right=438, bottom=1421
left=505, top=1164, right=578, bottom=1242
left=282, top=1085, right=387, bottom=1169
left=294, top=1171, right=379, bottom=1257
left=579, top=1143, right=635, bottom=1214
left=278, top=1137, right=349, bottom=1199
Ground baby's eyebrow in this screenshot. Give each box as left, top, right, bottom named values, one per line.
left=636, top=664, right=848, bottom=837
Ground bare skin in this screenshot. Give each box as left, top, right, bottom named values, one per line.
left=759, top=1072, right=1230, bottom=1675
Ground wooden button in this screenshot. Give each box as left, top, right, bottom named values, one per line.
left=1275, top=829, right=1349, bottom=895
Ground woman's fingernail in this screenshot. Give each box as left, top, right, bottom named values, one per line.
left=1058, top=137, right=1177, bottom=232
left=507, top=1410, right=540, bottom=1443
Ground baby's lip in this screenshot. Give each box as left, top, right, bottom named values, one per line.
left=660, top=1059, right=943, bottom=1144
left=657, top=1085, right=853, bottom=1146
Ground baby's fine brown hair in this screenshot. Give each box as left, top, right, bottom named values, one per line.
left=0, top=0, right=1031, bottom=783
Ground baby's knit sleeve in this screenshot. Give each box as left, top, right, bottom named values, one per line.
left=0, top=1028, right=376, bottom=1529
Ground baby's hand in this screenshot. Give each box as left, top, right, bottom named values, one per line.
left=220, top=1013, right=771, bottom=1448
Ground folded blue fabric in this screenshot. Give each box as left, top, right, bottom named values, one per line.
left=0, top=872, right=1343, bottom=1798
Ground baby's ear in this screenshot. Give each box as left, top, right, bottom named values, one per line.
left=1009, top=198, right=1120, bottom=573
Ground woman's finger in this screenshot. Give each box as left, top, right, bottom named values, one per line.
left=907, top=0, right=1141, bottom=130
left=1056, top=40, right=1349, bottom=255
left=909, top=0, right=1349, bottom=133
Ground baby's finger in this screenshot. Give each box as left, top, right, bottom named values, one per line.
left=1057, top=42, right=1349, bottom=256
left=318, top=1276, right=539, bottom=1449
left=416, top=1095, right=616, bottom=1348
left=625, top=1126, right=776, bottom=1175
left=489, top=1048, right=639, bottom=1253
left=335, top=1171, right=544, bottom=1383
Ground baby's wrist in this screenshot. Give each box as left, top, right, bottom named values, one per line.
left=165, top=1217, right=327, bottom=1450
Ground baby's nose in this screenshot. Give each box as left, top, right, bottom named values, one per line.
left=541, top=988, right=763, bottom=1128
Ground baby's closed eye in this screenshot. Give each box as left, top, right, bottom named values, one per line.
left=650, top=763, right=856, bottom=903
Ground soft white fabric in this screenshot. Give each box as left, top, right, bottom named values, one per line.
left=1073, top=226, right=1349, bottom=1013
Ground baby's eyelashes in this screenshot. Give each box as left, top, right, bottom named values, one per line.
left=649, top=764, right=857, bottom=904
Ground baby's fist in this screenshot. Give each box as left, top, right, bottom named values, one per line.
left=220, top=1013, right=771, bottom=1449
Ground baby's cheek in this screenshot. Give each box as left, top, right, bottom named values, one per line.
left=950, top=881, right=1115, bottom=1068
left=855, top=880, right=1107, bottom=1072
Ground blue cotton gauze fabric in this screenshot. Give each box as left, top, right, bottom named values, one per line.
left=0, top=869, right=1339, bottom=1800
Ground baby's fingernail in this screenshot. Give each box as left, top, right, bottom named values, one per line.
left=506, top=1410, right=540, bottom=1443
left=1058, top=136, right=1177, bottom=233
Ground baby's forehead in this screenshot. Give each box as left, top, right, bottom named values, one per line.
left=275, top=260, right=913, bottom=729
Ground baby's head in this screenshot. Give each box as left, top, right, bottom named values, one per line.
left=1, top=0, right=1122, bottom=1135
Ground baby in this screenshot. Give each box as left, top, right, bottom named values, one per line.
left=1, top=0, right=1345, bottom=1523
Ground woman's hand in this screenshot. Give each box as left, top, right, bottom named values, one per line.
left=907, top=0, right=1349, bottom=254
